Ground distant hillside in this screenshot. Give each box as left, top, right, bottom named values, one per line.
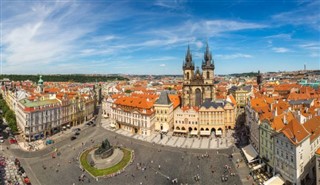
left=228, top=72, right=259, bottom=77
left=0, top=74, right=129, bottom=83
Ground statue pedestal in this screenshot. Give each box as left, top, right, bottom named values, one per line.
left=88, top=148, right=124, bottom=169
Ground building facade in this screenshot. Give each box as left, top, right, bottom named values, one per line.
left=182, top=44, right=216, bottom=107
left=111, top=96, right=155, bottom=136
left=154, top=91, right=174, bottom=132
left=173, top=106, right=199, bottom=135
left=198, top=99, right=236, bottom=136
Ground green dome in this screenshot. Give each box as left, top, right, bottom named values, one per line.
left=38, top=75, right=44, bottom=85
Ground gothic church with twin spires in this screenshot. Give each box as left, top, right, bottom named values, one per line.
left=182, top=44, right=216, bottom=107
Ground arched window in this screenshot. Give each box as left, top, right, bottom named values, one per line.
left=207, top=71, right=210, bottom=79
left=186, top=72, right=190, bottom=80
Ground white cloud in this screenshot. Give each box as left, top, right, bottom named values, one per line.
left=264, top=34, right=292, bottom=40
left=272, top=47, right=291, bottom=53
left=310, top=52, right=319, bottom=58
left=1, top=1, right=131, bottom=73
left=148, top=19, right=266, bottom=38
left=195, top=41, right=203, bottom=49
left=299, top=43, right=320, bottom=50
left=160, top=64, right=166, bottom=67
left=216, top=53, right=253, bottom=60
left=154, top=0, right=187, bottom=10
left=272, top=1, right=320, bottom=30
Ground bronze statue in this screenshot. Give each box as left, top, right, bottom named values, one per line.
left=94, top=138, right=114, bottom=158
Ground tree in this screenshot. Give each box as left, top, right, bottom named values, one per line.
left=125, top=89, right=132, bottom=94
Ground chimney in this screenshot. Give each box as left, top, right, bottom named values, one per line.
left=283, top=114, right=287, bottom=124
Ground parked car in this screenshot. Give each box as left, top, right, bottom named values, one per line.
left=9, top=138, right=17, bottom=144
left=0, top=139, right=4, bottom=143
left=46, top=139, right=54, bottom=145
left=70, top=136, right=77, bottom=140
left=91, top=123, right=96, bottom=127
left=72, top=128, right=81, bottom=132
left=74, top=132, right=80, bottom=136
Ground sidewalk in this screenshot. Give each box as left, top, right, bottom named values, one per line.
left=101, top=118, right=235, bottom=150
left=232, top=147, right=254, bottom=185
left=15, top=123, right=88, bottom=152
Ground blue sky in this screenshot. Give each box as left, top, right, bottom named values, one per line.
left=1, top=0, right=319, bottom=75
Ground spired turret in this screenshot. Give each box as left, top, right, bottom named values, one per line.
left=183, top=45, right=195, bottom=70
left=183, top=45, right=195, bottom=83
left=202, top=43, right=214, bottom=70
left=201, top=43, right=215, bottom=84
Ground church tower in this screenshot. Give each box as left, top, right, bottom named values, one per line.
left=201, top=43, right=215, bottom=100
left=37, top=75, right=44, bottom=93
left=182, top=45, right=195, bottom=106
left=182, top=44, right=216, bottom=107
left=202, top=43, right=215, bottom=84
left=257, top=70, right=262, bottom=91
left=183, top=45, right=195, bottom=84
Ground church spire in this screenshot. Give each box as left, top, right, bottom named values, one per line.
left=183, top=45, right=194, bottom=70
left=202, top=43, right=214, bottom=70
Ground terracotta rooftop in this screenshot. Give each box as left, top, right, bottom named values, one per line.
left=168, top=94, right=180, bottom=109
left=303, top=116, right=320, bottom=142
left=271, top=111, right=295, bottom=132
left=281, top=118, right=310, bottom=145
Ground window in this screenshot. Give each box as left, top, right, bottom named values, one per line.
left=291, top=156, right=293, bottom=163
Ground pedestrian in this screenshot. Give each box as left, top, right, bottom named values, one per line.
left=88, top=178, right=91, bottom=183
left=158, top=165, right=161, bottom=169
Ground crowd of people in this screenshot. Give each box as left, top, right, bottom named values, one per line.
left=0, top=156, right=30, bottom=185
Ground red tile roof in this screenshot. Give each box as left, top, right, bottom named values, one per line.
left=281, top=118, right=310, bottom=145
